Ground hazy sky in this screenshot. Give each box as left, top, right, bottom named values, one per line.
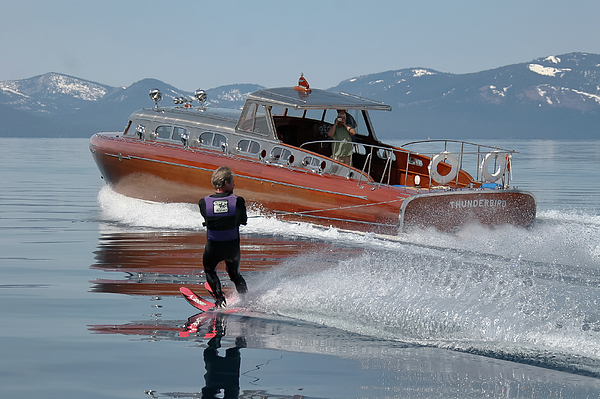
left=2, top=0, right=599, bottom=91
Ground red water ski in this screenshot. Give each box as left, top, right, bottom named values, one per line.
left=204, top=281, right=217, bottom=301
left=180, top=287, right=213, bottom=312
left=204, top=281, right=227, bottom=308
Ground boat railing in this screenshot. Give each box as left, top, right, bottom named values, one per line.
left=301, top=139, right=518, bottom=189
left=300, top=140, right=412, bottom=187
left=401, top=139, right=517, bottom=188
left=401, top=139, right=515, bottom=154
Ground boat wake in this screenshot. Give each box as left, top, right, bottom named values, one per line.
left=96, top=186, right=600, bottom=377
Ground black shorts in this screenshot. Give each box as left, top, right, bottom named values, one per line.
left=203, top=239, right=241, bottom=274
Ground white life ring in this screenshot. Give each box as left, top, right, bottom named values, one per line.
left=480, top=151, right=508, bottom=183
left=428, top=151, right=459, bottom=185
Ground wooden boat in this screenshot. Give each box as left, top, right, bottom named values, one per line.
left=89, top=77, right=536, bottom=234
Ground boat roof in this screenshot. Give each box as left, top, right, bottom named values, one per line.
left=247, top=87, right=392, bottom=111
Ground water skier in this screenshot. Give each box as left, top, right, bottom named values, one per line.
left=199, top=166, right=248, bottom=308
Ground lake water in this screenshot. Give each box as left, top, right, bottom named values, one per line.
left=1, top=137, right=600, bottom=398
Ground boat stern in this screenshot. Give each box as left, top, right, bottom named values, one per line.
left=399, top=189, right=537, bottom=233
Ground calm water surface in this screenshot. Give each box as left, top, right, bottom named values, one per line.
left=1, top=138, right=600, bottom=398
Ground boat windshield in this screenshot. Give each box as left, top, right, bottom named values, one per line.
left=270, top=106, right=369, bottom=137
left=237, top=102, right=270, bottom=136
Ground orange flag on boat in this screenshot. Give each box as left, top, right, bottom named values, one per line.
left=294, top=73, right=311, bottom=93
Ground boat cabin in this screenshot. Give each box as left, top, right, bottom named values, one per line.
left=123, top=85, right=518, bottom=191
left=124, top=86, right=461, bottom=188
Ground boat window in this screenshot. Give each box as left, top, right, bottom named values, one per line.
left=408, top=156, right=423, bottom=167
left=200, top=132, right=214, bottom=146
left=323, top=110, right=338, bottom=125
left=238, top=103, right=270, bottom=136
left=237, top=139, right=261, bottom=154
left=304, top=109, right=323, bottom=121
left=346, top=110, right=359, bottom=133
left=354, top=144, right=367, bottom=155
left=354, top=110, right=369, bottom=137
left=199, top=131, right=228, bottom=148
left=377, top=148, right=396, bottom=161
left=238, top=106, right=253, bottom=131
left=270, top=106, right=286, bottom=116
left=213, top=133, right=227, bottom=148
left=283, top=108, right=304, bottom=118
left=271, top=146, right=292, bottom=162
left=301, top=156, right=323, bottom=167
left=156, top=125, right=173, bottom=140
left=172, top=127, right=188, bottom=142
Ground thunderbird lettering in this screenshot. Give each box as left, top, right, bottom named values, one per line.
left=449, top=199, right=507, bottom=209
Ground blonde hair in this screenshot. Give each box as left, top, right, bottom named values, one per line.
left=211, top=166, right=233, bottom=189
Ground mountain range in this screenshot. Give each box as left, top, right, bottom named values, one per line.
left=1, top=52, right=599, bottom=139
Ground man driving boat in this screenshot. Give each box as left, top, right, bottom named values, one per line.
left=327, top=109, right=356, bottom=165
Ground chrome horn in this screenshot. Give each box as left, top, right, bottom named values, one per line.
left=195, top=89, right=207, bottom=106
left=135, top=124, right=146, bottom=140
left=149, top=88, right=162, bottom=109
left=180, top=131, right=189, bottom=148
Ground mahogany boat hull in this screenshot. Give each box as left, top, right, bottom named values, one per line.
left=90, top=133, right=536, bottom=233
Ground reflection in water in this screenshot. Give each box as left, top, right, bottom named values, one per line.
left=90, top=226, right=350, bottom=297
left=201, top=314, right=244, bottom=399
left=94, top=313, right=245, bottom=398
left=92, top=309, right=600, bottom=398
left=89, top=226, right=600, bottom=397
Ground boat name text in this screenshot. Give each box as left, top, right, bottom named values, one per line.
left=449, top=199, right=507, bottom=209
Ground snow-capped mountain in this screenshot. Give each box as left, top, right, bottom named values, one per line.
left=1, top=52, right=599, bottom=138
left=0, top=73, right=262, bottom=137
left=330, top=52, right=600, bottom=139
left=0, top=73, right=114, bottom=114
left=333, top=53, right=600, bottom=111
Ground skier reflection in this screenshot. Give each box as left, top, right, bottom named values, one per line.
left=201, top=313, right=246, bottom=399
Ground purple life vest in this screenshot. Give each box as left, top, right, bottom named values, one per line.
left=203, top=194, right=239, bottom=241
